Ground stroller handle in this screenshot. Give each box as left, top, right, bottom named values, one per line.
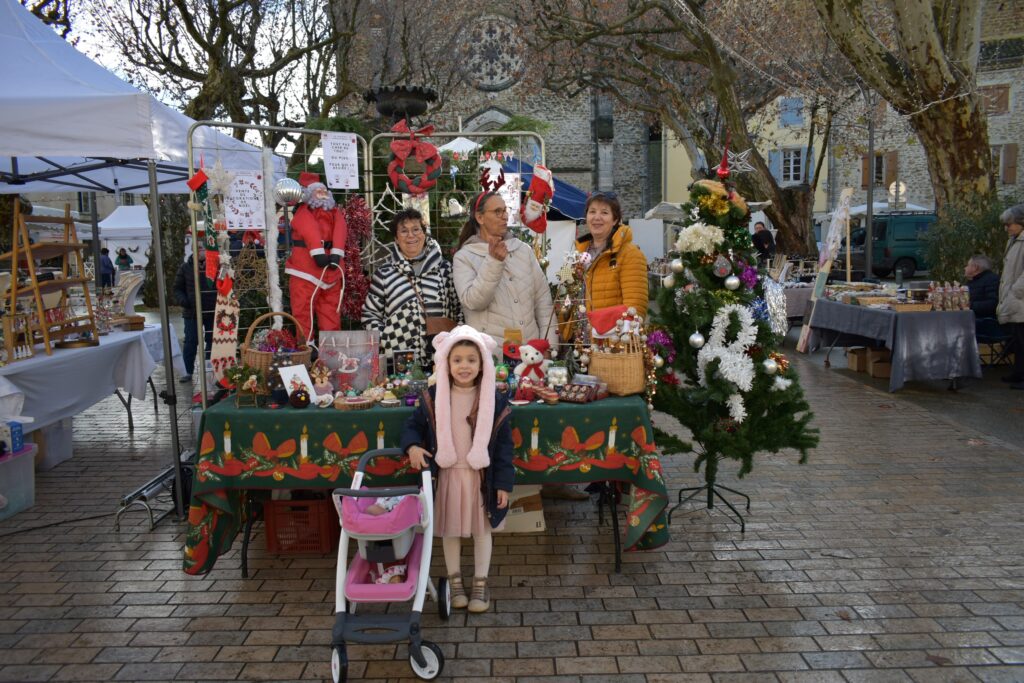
left=353, top=448, right=406, bottom=473
left=333, top=485, right=421, bottom=498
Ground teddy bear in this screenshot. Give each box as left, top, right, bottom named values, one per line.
left=513, top=339, right=552, bottom=385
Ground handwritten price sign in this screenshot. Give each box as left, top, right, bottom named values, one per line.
left=322, top=133, right=359, bottom=190
left=224, top=171, right=266, bottom=231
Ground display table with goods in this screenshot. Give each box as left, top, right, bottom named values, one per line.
left=807, top=297, right=981, bottom=392
left=182, top=395, right=668, bottom=576
left=0, top=326, right=186, bottom=468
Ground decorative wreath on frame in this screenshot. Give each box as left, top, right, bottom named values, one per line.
left=387, top=119, right=442, bottom=196
left=215, top=309, right=238, bottom=334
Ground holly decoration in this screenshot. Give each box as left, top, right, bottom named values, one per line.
left=386, top=119, right=442, bottom=195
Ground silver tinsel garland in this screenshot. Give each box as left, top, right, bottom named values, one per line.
left=762, top=278, right=789, bottom=337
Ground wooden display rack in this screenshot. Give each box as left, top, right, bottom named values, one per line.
left=1, top=202, right=97, bottom=355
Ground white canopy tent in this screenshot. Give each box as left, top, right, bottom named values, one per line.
left=98, top=206, right=153, bottom=240
left=437, top=136, right=482, bottom=156
left=0, top=0, right=284, bottom=518
left=0, top=0, right=284, bottom=194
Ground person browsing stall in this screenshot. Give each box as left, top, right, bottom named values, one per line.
left=996, top=204, right=1024, bottom=390
left=114, top=247, right=133, bottom=271
left=964, top=254, right=1000, bottom=318
left=99, top=248, right=116, bottom=288
left=575, top=192, right=649, bottom=317
left=362, top=208, right=460, bottom=371
left=452, top=191, right=558, bottom=351
left=172, top=248, right=217, bottom=384
left=400, top=325, right=514, bottom=614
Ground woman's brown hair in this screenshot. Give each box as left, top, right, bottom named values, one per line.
left=456, top=191, right=499, bottom=250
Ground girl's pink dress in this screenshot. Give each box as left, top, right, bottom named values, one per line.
left=434, top=384, right=489, bottom=537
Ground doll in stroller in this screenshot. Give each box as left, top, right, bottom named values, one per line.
left=329, top=449, right=451, bottom=682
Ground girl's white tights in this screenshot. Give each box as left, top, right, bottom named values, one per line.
left=442, top=532, right=493, bottom=578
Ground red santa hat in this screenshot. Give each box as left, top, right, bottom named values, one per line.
left=522, top=338, right=550, bottom=356
left=298, top=171, right=321, bottom=187
left=587, top=305, right=629, bottom=337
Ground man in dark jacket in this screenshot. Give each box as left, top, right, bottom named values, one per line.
left=965, top=254, right=1000, bottom=318
left=752, top=221, right=776, bottom=264
left=172, top=248, right=217, bottom=382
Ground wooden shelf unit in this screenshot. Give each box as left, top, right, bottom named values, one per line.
left=4, top=203, right=97, bottom=355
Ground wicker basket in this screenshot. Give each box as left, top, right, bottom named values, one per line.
left=891, top=302, right=933, bottom=312
left=588, top=349, right=646, bottom=396
left=241, top=311, right=312, bottom=375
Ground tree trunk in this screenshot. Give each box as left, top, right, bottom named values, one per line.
left=908, top=98, right=992, bottom=211
left=766, top=187, right=813, bottom=255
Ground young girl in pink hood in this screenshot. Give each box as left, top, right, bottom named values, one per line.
left=400, top=325, right=515, bottom=613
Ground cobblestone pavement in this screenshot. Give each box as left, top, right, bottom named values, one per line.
left=1, top=351, right=1023, bottom=683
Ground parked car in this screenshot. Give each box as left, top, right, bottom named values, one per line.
left=835, top=211, right=936, bottom=279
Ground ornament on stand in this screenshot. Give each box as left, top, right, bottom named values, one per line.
left=689, top=330, right=706, bottom=349
left=724, top=275, right=741, bottom=290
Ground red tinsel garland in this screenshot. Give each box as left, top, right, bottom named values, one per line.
left=340, top=196, right=372, bottom=322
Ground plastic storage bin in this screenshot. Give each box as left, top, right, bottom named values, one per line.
left=0, top=443, right=39, bottom=521
left=263, top=498, right=340, bottom=554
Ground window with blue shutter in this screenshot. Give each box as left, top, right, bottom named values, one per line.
left=768, top=149, right=782, bottom=182
left=780, top=97, right=804, bottom=127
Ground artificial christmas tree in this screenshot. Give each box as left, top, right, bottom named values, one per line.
left=649, top=165, right=818, bottom=531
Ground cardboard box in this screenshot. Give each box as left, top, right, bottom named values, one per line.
left=867, top=348, right=892, bottom=364
left=847, top=347, right=868, bottom=372
left=869, top=361, right=892, bottom=378
left=495, top=485, right=546, bottom=534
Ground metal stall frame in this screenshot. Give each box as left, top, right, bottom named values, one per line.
left=186, top=122, right=371, bottom=411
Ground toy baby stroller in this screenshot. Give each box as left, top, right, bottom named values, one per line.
left=330, top=448, right=451, bottom=682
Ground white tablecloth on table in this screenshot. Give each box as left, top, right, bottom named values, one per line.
left=0, top=325, right=185, bottom=429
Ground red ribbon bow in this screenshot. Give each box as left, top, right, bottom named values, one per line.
left=561, top=426, right=605, bottom=454
left=323, top=432, right=369, bottom=457
left=390, top=119, right=438, bottom=163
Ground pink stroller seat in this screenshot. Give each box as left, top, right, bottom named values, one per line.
left=340, top=491, right=422, bottom=535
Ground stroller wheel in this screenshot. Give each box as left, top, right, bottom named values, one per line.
left=437, top=577, right=451, bottom=620
left=330, top=644, right=348, bottom=683
left=409, top=640, right=444, bottom=680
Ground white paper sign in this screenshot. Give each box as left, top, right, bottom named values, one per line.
left=322, top=132, right=360, bottom=189
left=224, top=171, right=266, bottom=231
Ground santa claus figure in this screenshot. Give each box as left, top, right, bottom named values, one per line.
left=285, top=172, right=348, bottom=340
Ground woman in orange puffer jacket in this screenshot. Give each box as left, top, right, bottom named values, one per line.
left=575, top=192, right=649, bottom=317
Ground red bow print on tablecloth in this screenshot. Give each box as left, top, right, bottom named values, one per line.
left=252, top=433, right=297, bottom=459
left=631, top=426, right=656, bottom=453
left=560, top=426, right=605, bottom=454
left=323, top=432, right=369, bottom=458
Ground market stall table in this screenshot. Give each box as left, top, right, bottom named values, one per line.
left=183, top=396, right=668, bottom=576
left=808, top=299, right=981, bottom=392
left=0, top=325, right=185, bottom=468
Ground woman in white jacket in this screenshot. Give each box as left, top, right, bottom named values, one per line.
left=996, top=203, right=1024, bottom=389
left=453, top=191, right=585, bottom=501
left=452, top=191, right=559, bottom=353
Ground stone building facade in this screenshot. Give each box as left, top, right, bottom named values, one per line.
left=829, top=0, right=1023, bottom=211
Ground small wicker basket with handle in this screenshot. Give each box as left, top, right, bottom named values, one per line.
left=240, top=311, right=312, bottom=375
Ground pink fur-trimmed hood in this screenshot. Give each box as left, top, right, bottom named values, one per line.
left=431, top=325, right=498, bottom=470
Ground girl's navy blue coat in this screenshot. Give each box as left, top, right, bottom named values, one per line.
left=399, top=386, right=516, bottom=528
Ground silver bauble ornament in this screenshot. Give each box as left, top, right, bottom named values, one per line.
left=763, top=358, right=778, bottom=375
left=577, top=304, right=587, bottom=314
left=688, top=331, right=705, bottom=349
left=670, top=258, right=684, bottom=273
left=627, top=306, right=637, bottom=316
left=653, top=354, right=665, bottom=368
left=274, top=178, right=303, bottom=206
left=580, top=353, right=590, bottom=364
left=573, top=349, right=581, bottom=358
left=539, top=257, right=550, bottom=269
left=724, top=275, right=741, bottom=290
left=662, top=274, right=676, bottom=288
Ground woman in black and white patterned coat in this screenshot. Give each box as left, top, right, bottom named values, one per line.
left=362, top=208, right=461, bottom=369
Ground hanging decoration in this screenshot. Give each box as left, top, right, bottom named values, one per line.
left=520, top=164, right=554, bottom=234
left=386, top=119, right=442, bottom=195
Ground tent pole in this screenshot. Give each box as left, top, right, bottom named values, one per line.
left=90, top=194, right=101, bottom=290
left=148, top=160, right=186, bottom=519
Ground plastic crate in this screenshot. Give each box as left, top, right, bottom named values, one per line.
left=263, top=498, right=340, bottom=555
left=0, top=444, right=38, bottom=521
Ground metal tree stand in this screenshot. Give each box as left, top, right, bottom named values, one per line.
left=667, top=454, right=750, bottom=533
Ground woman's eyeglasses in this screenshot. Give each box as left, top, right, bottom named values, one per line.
left=485, top=207, right=508, bottom=216
left=397, top=226, right=425, bottom=237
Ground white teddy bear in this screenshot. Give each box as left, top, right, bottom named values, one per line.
left=513, top=339, right=552, bottom=384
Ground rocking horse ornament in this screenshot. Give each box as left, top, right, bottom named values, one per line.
left=284, top=172, right=347, bottom=341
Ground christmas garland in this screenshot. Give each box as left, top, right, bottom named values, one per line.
left=387, top=119, right=442, bottom=195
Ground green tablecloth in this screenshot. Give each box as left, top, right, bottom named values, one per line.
left=183, top=396, right=668, bottom=575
